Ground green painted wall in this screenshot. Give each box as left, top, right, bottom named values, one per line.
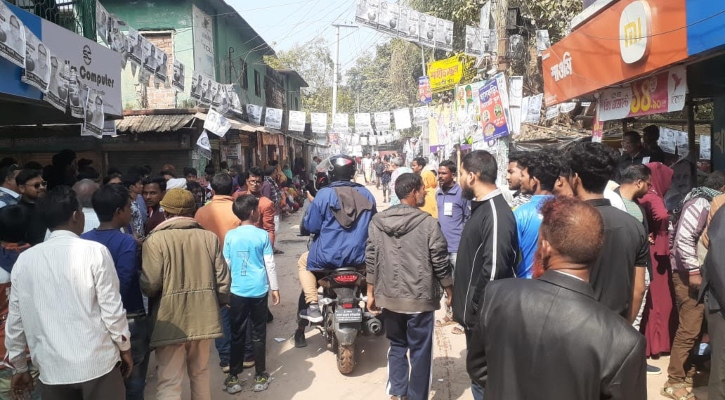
left=103, top=0, right=194, bottom=109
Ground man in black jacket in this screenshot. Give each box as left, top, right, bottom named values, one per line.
left=702, top=205, right=725, bottom=399
left=452, top=150, right=517, bottom=400
left=467, top=196, right=647, bottom=400
left=367, top=173, right=452, bottom=400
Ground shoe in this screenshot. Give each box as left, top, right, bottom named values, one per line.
left=219, top=362, right=230, bottom=373
left=647, top=364, right=662, bottom=375
left=243, top=358, right=255, bottom=368
left=294, top=330, right=307, bottom=348
left=267, top=310, right=274, bottom=323
left=273, top=249, right=284, bottom=255
left=253, top=373, right=270, bottom=392
left=224, top=374, right=242, bottom=394
left=300, top=303, right=323, bottom=323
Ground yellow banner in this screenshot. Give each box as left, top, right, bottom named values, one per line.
left=427, top=55, right=464, bottom=93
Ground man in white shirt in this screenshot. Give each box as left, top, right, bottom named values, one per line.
left=0, top=165, right=20, bottom=209
left=362, top=153, right=373, bottom=184
left=5, top=186, right=133, bottom=400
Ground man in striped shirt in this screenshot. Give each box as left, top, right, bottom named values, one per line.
left=5, top=186, right=133, bottom=400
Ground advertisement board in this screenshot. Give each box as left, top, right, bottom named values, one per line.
left=542, top=0, right=687, bottom=107
left=192, top=5, right=215, bottom=78
left=427, top=55, right=463, bottom=93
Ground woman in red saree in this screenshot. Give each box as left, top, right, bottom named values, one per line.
left=640, top=162, right=677, bottom=357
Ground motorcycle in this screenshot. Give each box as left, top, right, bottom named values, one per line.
left=315, top=267, right=383, bottom=374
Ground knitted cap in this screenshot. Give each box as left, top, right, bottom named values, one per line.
left=160, top=188, right=196, bottom=215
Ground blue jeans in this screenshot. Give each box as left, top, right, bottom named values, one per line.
left=216, top=306, right=253, bottom=366
left=126, top=315, right=151, bottom=400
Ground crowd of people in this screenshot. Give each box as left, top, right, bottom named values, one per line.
left=0, top=127, right=724, bottom=400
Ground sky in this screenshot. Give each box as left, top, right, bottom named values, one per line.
left=227, top=0, right=389, bottom=73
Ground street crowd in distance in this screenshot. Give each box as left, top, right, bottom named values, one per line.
left=0, top=125, right=723, bottom=400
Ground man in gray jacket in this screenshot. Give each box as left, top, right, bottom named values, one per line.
left=366, top=173, right=453, bottom=400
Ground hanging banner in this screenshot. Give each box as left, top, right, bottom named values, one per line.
left=524, top=93, right=543, bottom=123
left=212, top=86, right=230, bottom=114
left=597, top=66, right=688, bottom=122
left=479, top=78, right=510, bottom=140
left=393, top=108, right=412, bottom=130
left=536, top=30, right=550, bottom=56
left=418, top=14, right=436, bottom=48
left=127, top=27, right=143, bottom=68
left=434, top=18, right=454, bottom=51
left=225, top=84, right=241, bottom=110
left=192, top=5, right=215, bottom=77
left=398, top=7, right=418, bottom=42
left=465, top=26, right=483, bottom=57
left=154, top=48, right=169, bottom=88
left=700, top=135, right=711, bottom=160
left=369, top=136, right=377, bottom=145
left=559, top=102, right=576, bottom=113
left=265, top=107, right=283, bottom=130
left=247, top=104, right=263, bottom=125
left=0, top=2, right=26, bottom=68
left=141, top=39, right=156, bottom=76
left=412, top=106, right=429, bottom=126
left=107, top=17, right=129, bottom=69
left=172, top=60, right=185, bottom=93
left=377, top=2, right=399, bottom=35
left=545, top=105, right=560, bottom=120
left=96, top=0, right=110, bottom=44
left=82, top=88, right=104, bottom=139
left=288, top=110, right=306, bottom=132
left=333, top=113, right=349, bottom=132
left=44, top=55, right=69, bottom=111
left=190, top=72, right=204, bottom=102
left=428, top=55, right=463, bottom=93
left=455, top=81, right=485, bottom=144
left=354, top=113, right=373, bottom=133
left=311, top=112, right=327, bottom=133
left=592, top=104, right=604, bottom=143
left=204, top=109, right=231, bottom=137
left=21, top=28, right=50, bottom=92
left=199, top=75, right=214, bottom=105
left=360, top=136, right=369, bottom=146
left=417, top=76, right=432, bottom=104
left=196, top=131, right=212, bottom=160
left=355, top=0, right=380, bottom=30
left=374, top=111, right=391, bottom=131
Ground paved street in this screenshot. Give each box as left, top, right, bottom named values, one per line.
left=142, top=181, right=710, bottom=400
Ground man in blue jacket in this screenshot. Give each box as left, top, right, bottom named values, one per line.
left=299, top=154, right=376, bottom=324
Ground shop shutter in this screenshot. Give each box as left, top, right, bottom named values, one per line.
left=107, top=150, right=191, bottom=177
left=16, top=151, right=103, bottom=172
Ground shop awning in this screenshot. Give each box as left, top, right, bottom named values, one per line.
left=116, top=114, right=196, bottom=134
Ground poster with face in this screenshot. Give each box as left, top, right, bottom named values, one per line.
left=204, top=109, right=231, bottom=138
left=44, top=56, right=70, bottom=111
left=82, top=88, right=104, bottom=139
left=211, top=80, right=223, bottom=108
left=225, top=84, right=242, bottom=111
left=199, top=76, right=214, bottom=105
left=355, top=0, right=380, bottom=30
left=418, top=14, right=435, bottom=48
left=67, top=67, right=87, bottom=119
left=465, top=26, right=483, bottom=57
left=96, top=0, right=109, bottom=44
left=377, top=2, right=399, bottom=35
left=127, top=27, right=143, bottom=68
left=108, top=17, right=129, bottom=68
left=265, top=108, right=283, bottom=130
left=154, top=47, right=168, bottom=88
left=171, top=60, right=185, bottom=93
left=142, top=40, right=157, bottom=75
left=247, top=104, right=263, bottom=125
left=0, top=3, right=26, bottom=68
left=212, top=85, right=230, bottom=115
left=22, top=28, right=50, bottom=92
left=190, top=71, right=203, bottom=101
left=435, top=18, right=453, bottom=51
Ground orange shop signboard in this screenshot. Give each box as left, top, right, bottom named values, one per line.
left=542, top=0, right=688, bottom=107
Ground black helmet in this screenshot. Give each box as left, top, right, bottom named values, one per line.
left=320, top=154, right=356, bottom=182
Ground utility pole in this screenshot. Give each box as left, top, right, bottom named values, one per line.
left=493, top=0, right=509, bottom=73
left=331, top=23, right=358, bottom=123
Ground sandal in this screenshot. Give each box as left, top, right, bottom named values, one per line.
left=435, top=316, right=456, bottom=327
left=661, top=382, right=695, bottom=400
left=451, top=325, right=465, bottom=335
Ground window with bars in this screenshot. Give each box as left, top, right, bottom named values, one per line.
left=241, top=60, right=248, bottom=89
left=254, top=70, right=261, bottom=97
left=7, top=0, right=95, bottom=40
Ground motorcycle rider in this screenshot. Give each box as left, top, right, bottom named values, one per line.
left=297, top=155, right=376, bottom=331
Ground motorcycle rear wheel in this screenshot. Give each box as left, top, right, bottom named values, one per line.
left=337, top=344, right=355, bottom=374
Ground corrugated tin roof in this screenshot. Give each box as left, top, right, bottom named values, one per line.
left=193, top=112, right=258, bottom=133
left=116, top=114, right=196, bottom=134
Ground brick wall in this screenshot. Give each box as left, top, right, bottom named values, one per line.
left=143, top=32, right=177, bottom=109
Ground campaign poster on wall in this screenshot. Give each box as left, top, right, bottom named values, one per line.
left=478, top=78, right=510, bottom=140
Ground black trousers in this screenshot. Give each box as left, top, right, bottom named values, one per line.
left=708, top=306, right=725, bottom=400
left=229, top=293, right=268, bottom=376
left=41, top=366, right=125, bottom=400
left=384, top=310, right=435, bottom=400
